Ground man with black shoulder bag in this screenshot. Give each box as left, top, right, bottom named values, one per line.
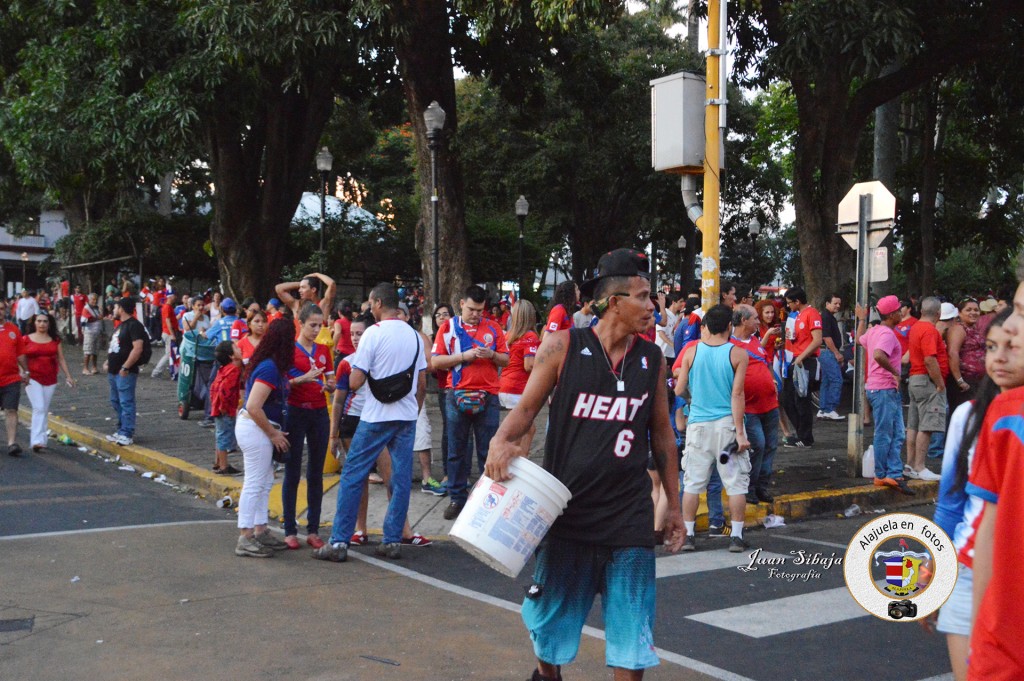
left=314, top=283, right=426, bottom=562
left=430, top=285, right=509, bottom=520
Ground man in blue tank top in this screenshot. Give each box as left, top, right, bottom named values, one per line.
left=486, top=248, right=684, bottom=681
left=674, top=304, right=752, bottom=553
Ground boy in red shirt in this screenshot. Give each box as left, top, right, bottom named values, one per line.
left=782, top=286, right=822, bottom=446
left=209, top=341, right=243, bottom=475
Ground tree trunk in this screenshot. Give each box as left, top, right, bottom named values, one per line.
left=394, top=0, right=471, bottom=320
left=157, top=172, right=174, bottom=217
left=872, top=65, right=901, bottom=189
left=686, top=0, right=700, bottom=54
left=205, top=80, right=335, bottom=302
left=918, top=83, right=941, bottom=296
left=790, top=83, right=859, bottom=305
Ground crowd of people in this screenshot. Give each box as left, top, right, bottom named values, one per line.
left=3, top=255, right=1022, bottom=680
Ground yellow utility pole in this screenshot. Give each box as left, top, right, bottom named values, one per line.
left=701, top=0, right=723, bottom=311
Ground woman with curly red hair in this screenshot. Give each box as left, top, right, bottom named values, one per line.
left=234, top=318, right=295, bottom=557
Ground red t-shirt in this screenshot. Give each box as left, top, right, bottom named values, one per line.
left=964, top=386, right=1024, bottom=680
left=499, top=331, right=539, bottom=395
left=287, top=342, right=334, bottom=408
left=433, top=318, right=508, bottom=393
left=498, top=310, right=510, bottom=329
left=895, top=316, right=917, bottom=356
left=334, top=316, right=355, bottom=355
left=545, top=304, right=573, bottom=335
left=786, top=306, right=822, bottom=358
left=23, top=337, right=60, bottom=386
left=730, top=335, right=778, bottom=414
left=230, top=318, right=248, bottom=341
left=72, top=293, right=86, bottom=317
left=0, top=323, right=25, bottom=387
left=210, top=362, right=242, bottom=418
left=908, top=321, right=949, bottom=378
left=160, top=303, right=176, bottom=337
left=237, top=336, right=258, bottom=365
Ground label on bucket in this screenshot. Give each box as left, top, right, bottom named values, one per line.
left=465, top=489, right=556, bottom=561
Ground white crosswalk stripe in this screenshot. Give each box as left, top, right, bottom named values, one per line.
left=656, top=549, right=790, bottom=578
left=686, top=586, right=867, bottom=638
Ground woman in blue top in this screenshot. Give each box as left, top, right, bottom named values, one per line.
left=234, top=319, right=295, bottom=558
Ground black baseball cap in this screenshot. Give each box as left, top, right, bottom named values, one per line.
left=580, top=248, right=650, bottom=297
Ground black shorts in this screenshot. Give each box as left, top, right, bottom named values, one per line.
left=0, top=381, right=21, bottom=411
left=339, top=414, right=361, bottom=439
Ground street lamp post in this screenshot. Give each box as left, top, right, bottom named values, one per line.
left=20, top=252, right=28, bottom=289
left=315, top=146, right=333, bottom=272
left=515, top=196, right=529, bottom=298
left=423, top=101, right=446, bottom=309
left=748, top=215, right=761, bottom=240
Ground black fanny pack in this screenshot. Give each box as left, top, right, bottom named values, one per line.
left=367, top=333, right=420, bottom=404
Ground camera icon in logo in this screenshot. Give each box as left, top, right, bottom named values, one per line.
left=887, top=599, right=918, bottom=620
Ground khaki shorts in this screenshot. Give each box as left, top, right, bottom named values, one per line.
left=907, top=374, right=947, bottom=433
left=83, top=330, right=101, bottom=355
left=413, top=403, right=432, bottom=452
left=682, top=415, right=751, bottom=496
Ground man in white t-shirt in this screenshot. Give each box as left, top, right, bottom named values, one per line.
left=315, top=282, right=427, bottom=563
left=15, top=290, right=39, bottom=335
left=656, top=292, right=684, bottom=365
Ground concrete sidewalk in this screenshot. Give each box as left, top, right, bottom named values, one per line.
left=26, top=343, right=939, bottom=538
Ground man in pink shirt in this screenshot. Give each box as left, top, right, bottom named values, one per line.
left=856, top=295, right=914, bottom=494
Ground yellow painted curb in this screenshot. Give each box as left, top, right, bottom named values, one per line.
left=23, top=408, right=242, bottom=503
left=266, top=475, right=341, bottom=523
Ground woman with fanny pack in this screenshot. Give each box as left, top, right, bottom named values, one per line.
left=281, top=303, right=336, bottom=550
left=234, top=318, right=294, bottom=558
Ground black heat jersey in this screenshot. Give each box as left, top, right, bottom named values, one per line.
left=544, top=327, right=662, bottom=547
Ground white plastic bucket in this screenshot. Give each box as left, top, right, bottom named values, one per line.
left=449, top=457, right=572, bottom=578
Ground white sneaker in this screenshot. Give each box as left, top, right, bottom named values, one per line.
left=105, top=433, right=120, bottom=442
left=905, top=468, right=920, bottom=480
left=816, top=410, right=825, bottom=419
left=114, top=434, right=134, bottom=446
left=819, top=411, right=843, bottom=421
left=913, top=468, right=941, bottom=481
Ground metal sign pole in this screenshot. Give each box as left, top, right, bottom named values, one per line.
left=848, top=194, right=870, bottom=477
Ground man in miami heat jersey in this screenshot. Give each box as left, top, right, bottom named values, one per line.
left=487, top=248, right=684, bottom=681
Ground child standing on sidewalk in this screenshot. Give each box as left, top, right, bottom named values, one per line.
left=211, top=340, right=243, bottom=475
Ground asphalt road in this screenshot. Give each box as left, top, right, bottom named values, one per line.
left=0, top=448, right=952, bottom=680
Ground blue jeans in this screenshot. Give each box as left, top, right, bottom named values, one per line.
left=745, top=408, right=779, bottom=494
left=818, top=351, right=843, bottom=413
left=446, top=392, right=500, bottom=504
left=283, top=406, right=329, bottom=536
left=706, top=468, right=725, bottom=527
left=328, top=420, right=416, bottom=545
left=107, top=372, right=138, bottom=437
left=866, top=388, right=906, bottom=479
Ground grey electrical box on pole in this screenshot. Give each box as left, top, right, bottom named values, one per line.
left=650, top=72, right=706, bottom=174
left=837, top=180, right=896, bottom=478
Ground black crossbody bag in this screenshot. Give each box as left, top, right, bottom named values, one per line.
left=366, top=333, right=420, bottom=404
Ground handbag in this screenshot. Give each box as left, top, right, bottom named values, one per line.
left=367, top=333, right=420, bottom=404
left=454, top=389, right=488, bottom=415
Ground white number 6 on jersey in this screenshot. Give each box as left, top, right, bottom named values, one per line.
left=614, top=430, right=634, bottom=458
